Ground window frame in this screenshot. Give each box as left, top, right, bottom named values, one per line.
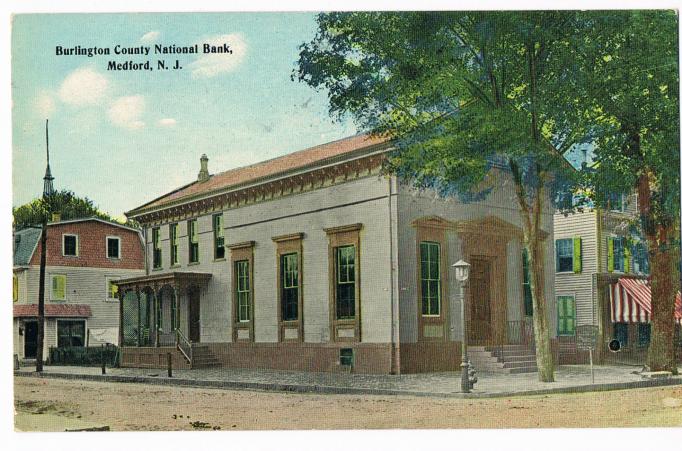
left=213, top=214, right=225, bottom=261
left=280, top=252, right=300, bottom=322
left=335, top=245, right=357, bottom=321
left=608, top=192, right=625, bottom=212
left=637, top=323, right=651, bottom=348
left=169, top=223, right=179, bottom=266
left=420, top=241, right=442, bottom=317
left=56, top=319, right=86, bottom=348
left=50, top=274, right=67, bottom=302
left=106, top=236, right=121, bottom=259
left=557, top=295, right=576, bottom=336
left=325, top=224, right=362, bottom=342
left=555, top=238, right=574, bottom=273
left=188, top=219, right=199, bottom=264
left=152, top=227, right=162, bottom=269
left=229, top=241, right=255, bottom=342
left=62, top=234, right=79, bottom=257
left=105, top=276, right=119, bottom=302
left=612, top=236, right=626, bottom=273
left=614, top=322, right=629, bottom=347
left=235, top=260, right=251, bottom=322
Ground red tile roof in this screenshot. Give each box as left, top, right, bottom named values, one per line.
left=129, top=134, right=389, bottom=214
left=13, top=304, right=93, bottom=318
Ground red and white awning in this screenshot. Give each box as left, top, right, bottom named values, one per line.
left=609, top=278, right=682, bottom=325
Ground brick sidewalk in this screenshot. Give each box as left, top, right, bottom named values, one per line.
left=15, top=364, right=682, bottom=398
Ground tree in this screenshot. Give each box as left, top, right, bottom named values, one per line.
left=574, top=11, right=680, bottom=373
left=13, top=189, right=116, bottom=230
left=295, top=12, right=586, bottom=382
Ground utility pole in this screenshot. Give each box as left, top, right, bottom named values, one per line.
left=36, top=119, right=54, bottom=372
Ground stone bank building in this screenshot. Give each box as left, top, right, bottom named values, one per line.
left=118, top=135, right=557, bottom=374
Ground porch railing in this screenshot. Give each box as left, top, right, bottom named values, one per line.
left=175, top=329, right=193, bottom=368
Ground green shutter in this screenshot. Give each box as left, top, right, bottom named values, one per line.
left=573, top=237, right=582, bottom=273
left=607, top=237, right=614, bottom=272
left=624, top=246, right=631, bottom=273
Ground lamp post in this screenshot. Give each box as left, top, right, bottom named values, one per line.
left=453, top=259, right=472, bottom=393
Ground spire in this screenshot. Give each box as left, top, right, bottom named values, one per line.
left=43, top=119, right=54, bottom=198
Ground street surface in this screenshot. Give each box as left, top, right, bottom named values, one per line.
left=14, top=376, right=682, bottom=431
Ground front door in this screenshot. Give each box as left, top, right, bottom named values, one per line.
left=468, top=257, right=492, bottom=345
left=188, top=288, right=200, bottom=342
left=24, top=321, right=38, bottom=358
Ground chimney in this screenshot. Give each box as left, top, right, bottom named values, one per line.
left=51, top=212, right=61, bottom=222
left=198, top=154, right=209, bottom=182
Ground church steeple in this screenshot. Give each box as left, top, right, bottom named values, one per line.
left=43, top=119, right=54, bottom=198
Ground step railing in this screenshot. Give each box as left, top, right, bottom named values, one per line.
left=175, top=329, right=193, bottom=368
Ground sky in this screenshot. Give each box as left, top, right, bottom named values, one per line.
left=12, top=13, right=357, bottom=219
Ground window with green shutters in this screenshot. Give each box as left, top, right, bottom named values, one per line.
left=51, top=274, right=66, bottom=301
left=608, top=236, right=625, bottom=272
left=335, top=245, right=356, bottom=320
left=420, top=241, right=441, bottom=316
left=188, top=219, right=199, bottom=263
left=213, top=214, right=225, bottom=260
left=152, top=227, right=162, bottom=269
left=235, top=260, right=251, bottom=322
left=522, top=249, right=533, bottom=316
left=557, top=295, right=576, bottom=336
left=169, top=223, right=179, bottom=266
left=555, top=238, right=574, bottom=272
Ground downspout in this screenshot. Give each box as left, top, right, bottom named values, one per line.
left=388, top=176, right=400, bottom=374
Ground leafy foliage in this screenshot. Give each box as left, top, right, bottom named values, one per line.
left=13, top=190, right=118, bottom=230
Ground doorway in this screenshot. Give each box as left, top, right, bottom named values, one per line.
left=468, top=257, right=492, bottom=345
left=24, top=321, right=38, bottom=358
left=188, top=287, right=201, bottom=342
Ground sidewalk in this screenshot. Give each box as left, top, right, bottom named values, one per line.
left=15, top=364, right=682, bottom=398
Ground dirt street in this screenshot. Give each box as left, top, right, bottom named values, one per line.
left=13, top=377, right=682, bottom=431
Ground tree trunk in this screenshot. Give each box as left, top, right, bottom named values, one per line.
left=646, top=223, right=679, bottom=374
left=510, top=160, right=555, bottom=382
left=637, top=169, right=679, bottom=374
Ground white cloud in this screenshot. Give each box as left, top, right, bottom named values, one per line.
left=140, top=31, right=160, bottom=44
left=58, top=67, right=109, bottom=106
left=158, top=118, right=177, bottom=127
left=35, top=91, right=56, bottom=118
left=108, top=96, right=145, bottom=130
left=188, top=33, right=247, bottom=78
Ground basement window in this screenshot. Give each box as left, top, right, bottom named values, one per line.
left=340, top=348, right=354, bottom=367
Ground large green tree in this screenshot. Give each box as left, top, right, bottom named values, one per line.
left=13, top=189, right=117, bottom=230
left=296, top=12, right=586, bottom=382
left=575, top=11, right=680, bottom=373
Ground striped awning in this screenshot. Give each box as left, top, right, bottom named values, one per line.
left=610, top=278, right=682, bottom=325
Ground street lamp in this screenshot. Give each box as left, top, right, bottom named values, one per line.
left=452, top=259, right=474, bottom=393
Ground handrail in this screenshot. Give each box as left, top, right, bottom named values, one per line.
left=175, top=329, right=193, bottom=368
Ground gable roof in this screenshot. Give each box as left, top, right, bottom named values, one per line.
left=13, top=227, right=41, bottom=267
left=126, top=133, right=389, bottom=217
left=46, top=216, right=141, bottom=234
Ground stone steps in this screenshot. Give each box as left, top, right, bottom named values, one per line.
left=469, top=345, right=537, bottom=374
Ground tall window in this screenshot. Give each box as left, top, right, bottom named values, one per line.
left=152, top=227, right=161, bottom=269
left=188, top=219, right=199, bottom=263
left=557, top=295, right=576, bottom=336
left=632, top=242, right=650, bottom=275
left=555, top=238, right=574, bottom=272
left=612, top=237, right=625, bottom=272
left=522, top=249, right=533, bottom=316
left=106, top=237, right=120, bottom=259
left=608, top=192, right=624, bottom=212
left=13, top=274, right=18, bottom=302
left=280, top=253, right=299, bottom=321
left=57, top=320, right=85, bottom=347
left=638, top=323, right=651, bottom=347
left=169, top=223, right=179, bottom=266
left=213, top=214, right=225, bottom=260
left=235, top=260, right=251, bottom=322
left=335, top=245, right=356, bottom=319
left=614, top=322, right=628, bottom=346
left=51, top=274, right=66, bottom=301
left=63, top=234, right=78, bottom=256
left=420, top=241, right=441, bottom=316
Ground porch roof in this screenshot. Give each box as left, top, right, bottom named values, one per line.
left=14, top=304, right=92, bottom=318
left=115, top=271, right=212, bottom=292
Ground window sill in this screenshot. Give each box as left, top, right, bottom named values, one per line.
left=188, top=262, right=200, bottom=266
left=170, top=264, right=181, bottom=269
left=556, top=271, right=577, bottom=275
left=213, top=258, right=226, bottom=262
left=151, top=267, right=163, bottom=271
left=107, top=257, right=121, bottom=261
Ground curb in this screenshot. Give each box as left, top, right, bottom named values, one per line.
left=14, top=370, right=682, bottom=399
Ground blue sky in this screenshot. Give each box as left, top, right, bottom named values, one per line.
left=12, top=13, right=357, bottom=219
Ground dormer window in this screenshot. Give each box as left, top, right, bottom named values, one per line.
left=107, top=236, right=121, bottom=259
left=63, top=234, right=78, bottom=257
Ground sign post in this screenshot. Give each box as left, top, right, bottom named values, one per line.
left=576, top=325, right=599, bottom=384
